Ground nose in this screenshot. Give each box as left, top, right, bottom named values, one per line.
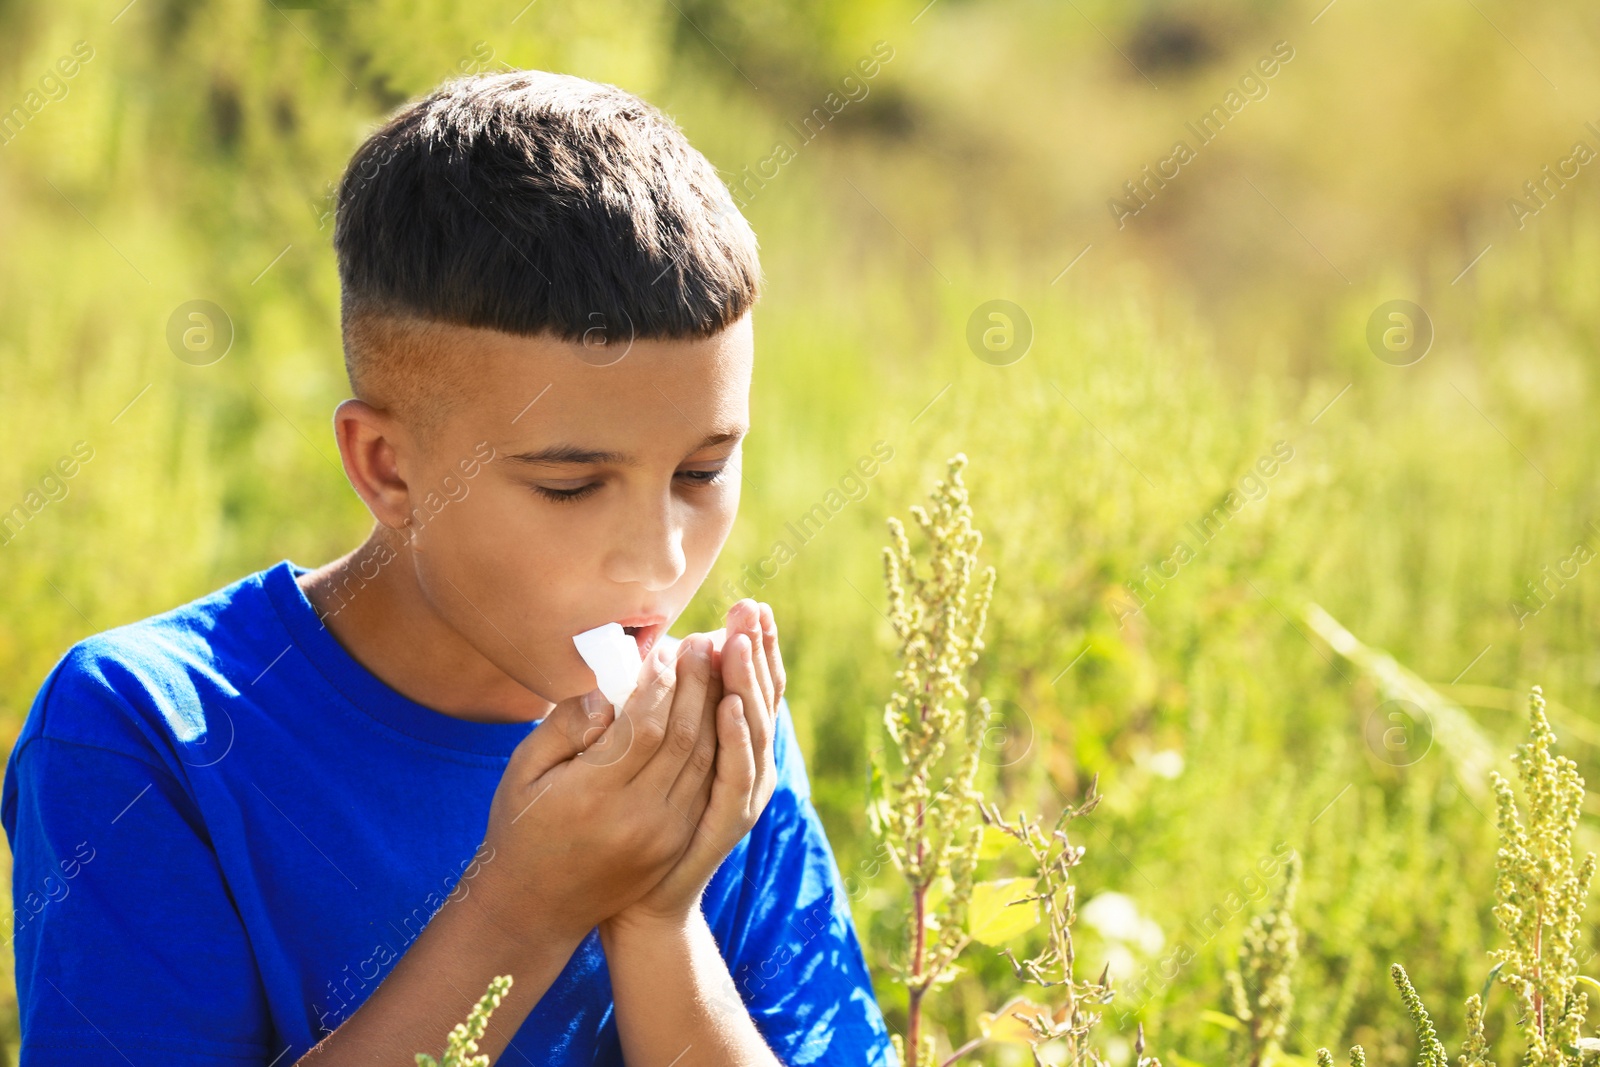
left=603, top=486, right=688, bottom=591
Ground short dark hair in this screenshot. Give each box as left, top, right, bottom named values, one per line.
left=332, top=69, right=761, bottom=418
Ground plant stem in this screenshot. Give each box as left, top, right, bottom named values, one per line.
left=1532, top=895, right=1544, bottom=1044
left=908, top=876, right=928, bottom=1067
left=906, top=671, right=937, bottom=1067
left=939, top=1036, right=986, bottom=1067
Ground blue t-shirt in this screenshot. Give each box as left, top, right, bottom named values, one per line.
left=1, top=560, right=897, bottom=1066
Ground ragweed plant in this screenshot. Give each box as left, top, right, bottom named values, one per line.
left=1390, top=962, right=1444, bottom=1067
left=414, top=974, right=512, bottom=1067
left=873, top=452, right=997, bottom=1067
left=1316, top=1046, right=1368, bottom=1067
left=976, top=778, right=1165, bottom=1067
left=874, top=453, right=1145, bottom=1067
left=1225, top=852, right=1303, bottom=1067
left=1316, top=686, right=1597, bottom=1067
left=1488, top=685, right=1597, bottom=1065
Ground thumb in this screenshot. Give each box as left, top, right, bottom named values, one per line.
left=510, top=688, right=616, bottom=781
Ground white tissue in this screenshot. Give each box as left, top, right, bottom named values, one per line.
left=573, top=622, right=644, bottom=713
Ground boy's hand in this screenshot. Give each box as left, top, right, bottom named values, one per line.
left=475, top=633, right=723, bottom=943
left=605, top=599, right=786, bottom=931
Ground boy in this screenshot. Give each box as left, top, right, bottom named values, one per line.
left=2, top=69, right=897, bottom=1066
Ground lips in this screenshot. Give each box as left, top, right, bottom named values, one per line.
left=616, top=617, right=667, bottom=660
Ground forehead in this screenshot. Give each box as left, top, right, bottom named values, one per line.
left=435, top=315, right=754, bottom=457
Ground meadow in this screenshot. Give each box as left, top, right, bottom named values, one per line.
left=2, top=0, right=1599, bottom=1064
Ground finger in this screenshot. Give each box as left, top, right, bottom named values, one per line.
left=759, top=601, right=786, bottom=709
left=667, top=636, right=723, bottom=811
left=685, top=735, right=718, bottom=835
left=741, top=601, right=775, bottom=715
left=718, top=692, right=757, bottom=821
left=571, top=689, right=618, bottom=750
left=635, top=631, right=714, bottom=796
left=726, top=600, right=775, bottom=719
left=686, top=692, right=752, bottom=859
left=725, top=630, right=771, bottom=799
left=579, top=636, right=678, bottom=778
left=704, top=627, right=728, bottom=679
left=740, top=607, right=776, bottom=809
left=743, top=634, right=775, bottom=805
left=510, top=690, right=614, bottom=781
left=752, top=684, right=779, bottom=812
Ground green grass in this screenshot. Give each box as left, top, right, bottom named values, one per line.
left=3, top=1, right=1600, bottom=1064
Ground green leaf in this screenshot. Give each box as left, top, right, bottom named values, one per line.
left=1481, top=961, right=1506, bottom=1002
left=978, top=823, right=1024, bottom=862
left=1267, top=1052, right=1325, bottom=1067
left=967, top=878, right=1040, bottom=945
left=976, top=995, right=1051, bottom=1043
left=1199, top=1009, right=1247, bottom=1034
left=923, top=874, right=956, bottom=917
left=865, top=750, right=891, bottom=839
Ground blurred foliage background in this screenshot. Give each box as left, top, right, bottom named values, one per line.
left=2, top=0, right=1599, bottom=1064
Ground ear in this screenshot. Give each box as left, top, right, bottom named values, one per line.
left=332, top=398, right=415, bottom=531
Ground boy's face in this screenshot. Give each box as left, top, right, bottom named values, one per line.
left=379, top=313, right=752, bottom=706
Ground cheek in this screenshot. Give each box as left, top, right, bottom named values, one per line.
left=420, top=488, right=573, bottom=629
left=684, top=488, right=740, bottom=571
left=418, top=481, right=562, bottom=570
left=435, top=480, right=737, bottom=605
left=485, top=487, right=571, bottom=554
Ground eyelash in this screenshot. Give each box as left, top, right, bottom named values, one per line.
left=533, top=467, right=731, bottom=505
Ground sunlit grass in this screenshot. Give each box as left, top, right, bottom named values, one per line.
left=3, top=0, right=1600, bottom=1063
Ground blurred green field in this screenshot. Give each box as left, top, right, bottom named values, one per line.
left=3, top=0, right=1600, bottom=1064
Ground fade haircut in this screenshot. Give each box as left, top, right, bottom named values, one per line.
left=332, top=69, right=762, bottom=435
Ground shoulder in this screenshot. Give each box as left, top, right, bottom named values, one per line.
left=12, top=566, right=280, bottom=770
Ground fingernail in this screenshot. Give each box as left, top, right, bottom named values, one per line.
left=581, top=689, right=607, bottom=717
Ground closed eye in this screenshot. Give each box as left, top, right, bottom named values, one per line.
left=532, top=466, right=732, bottom=505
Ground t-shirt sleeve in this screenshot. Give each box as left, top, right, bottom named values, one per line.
left=3, top=652, right=276, bottom=1065
left=722, top=696, right=899, bottom=1067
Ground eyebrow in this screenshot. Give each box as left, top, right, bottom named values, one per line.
left=501, top=428, right=747, bottom=468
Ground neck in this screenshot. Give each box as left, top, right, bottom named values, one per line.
left=297, top=525, right=557, bottom=725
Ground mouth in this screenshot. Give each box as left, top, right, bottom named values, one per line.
left=620, top=621, right=665, bottom=660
